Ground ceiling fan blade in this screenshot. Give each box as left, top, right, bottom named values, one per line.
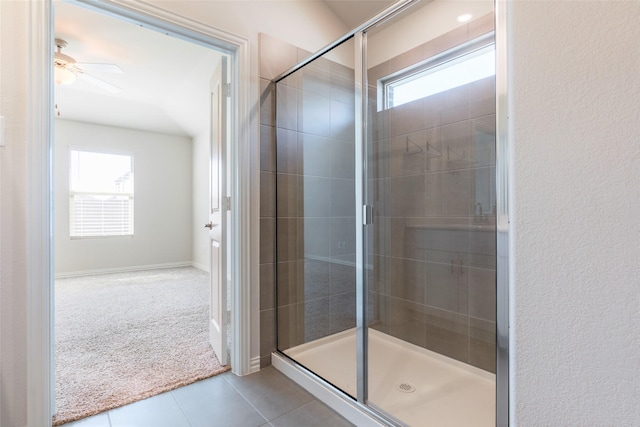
left=77, top=72, right=122, bottom=93
left=75, top=62, right=123, bottom=74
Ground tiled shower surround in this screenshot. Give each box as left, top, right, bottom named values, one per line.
left=259, top=35, right=356, bottom=367
left=271, top=39, right=358, bottom=354
left=275, top=53, right=358, bottom=352
left=367, top=14, right=496, bottom=372
left=259, top=12, right=496, bottom=374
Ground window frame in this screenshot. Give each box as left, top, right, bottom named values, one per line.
left=379, top=32, right=495, bottom=111
left=68, top=148, right=135, bottom=239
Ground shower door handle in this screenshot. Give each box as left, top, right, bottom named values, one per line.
left=363, top=205, right=374, bottom=225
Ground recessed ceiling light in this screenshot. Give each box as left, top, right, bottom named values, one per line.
left=457, top=13, right=473, bottom=23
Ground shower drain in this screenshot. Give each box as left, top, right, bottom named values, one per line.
left=396, top=381, right=416, bottom=393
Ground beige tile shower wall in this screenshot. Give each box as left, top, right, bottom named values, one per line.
left=259, top=34, right=357, bottom=366
left=366, top=13, right=497, bottom=373
left=275, top=44, right=357, bottom=352
left=259, top=34, right=299, bottom=368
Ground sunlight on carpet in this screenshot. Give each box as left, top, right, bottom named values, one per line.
left=52, top=267, right=229, bottom=426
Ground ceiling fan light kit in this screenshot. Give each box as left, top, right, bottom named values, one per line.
left=53, top=38, right=122, bottom=92
left=54, top=39, right=77, bottom=85
left=54, top=66, right=77, bottom=85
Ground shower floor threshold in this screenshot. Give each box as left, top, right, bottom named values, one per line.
left=283, top=328, right=495, bottom=427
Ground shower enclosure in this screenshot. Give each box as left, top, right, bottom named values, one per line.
left=272, top=1, right=505, bottom=425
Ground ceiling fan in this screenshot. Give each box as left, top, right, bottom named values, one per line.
left=54, top=38, right=123, bottom=93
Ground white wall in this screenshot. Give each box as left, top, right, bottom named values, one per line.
left=0, top=2, right=29, bottom=426
left=367, top=0, right=494, bottom=67
left=509, top=1, right=640, bottom=425
left=54, top=120, right=193, bottom=276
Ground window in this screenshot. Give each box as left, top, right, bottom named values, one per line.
left=383, top=37, right=495, bottom=109
left=69, top=150, right=134, bottom=237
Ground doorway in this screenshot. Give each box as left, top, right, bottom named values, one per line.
left=29, top=3, right=250, bottom=422
left=53, top=2, right=229, bottom=423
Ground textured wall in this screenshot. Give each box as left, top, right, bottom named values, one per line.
left=510, top=1, right=640, bottom=424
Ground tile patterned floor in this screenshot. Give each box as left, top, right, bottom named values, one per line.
left=59, top=366, right=354, bottom=427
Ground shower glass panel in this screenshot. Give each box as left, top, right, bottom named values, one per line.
left=364, top=1, right=497, bottom=425
left=276, top=39, right=358, bottom=398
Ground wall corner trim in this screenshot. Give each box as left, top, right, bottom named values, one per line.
left=26, top=0, right=54, bottom=425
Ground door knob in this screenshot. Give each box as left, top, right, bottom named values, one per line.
left=204, top=222, right=217, bottom=229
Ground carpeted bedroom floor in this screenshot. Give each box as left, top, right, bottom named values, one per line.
left=53, top=267, right=229, bottom=426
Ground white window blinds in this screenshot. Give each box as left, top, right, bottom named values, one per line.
left=69, top=150, right=134, bottom=237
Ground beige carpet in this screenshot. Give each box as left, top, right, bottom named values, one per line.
left=53, top=267, right=229, bottom=426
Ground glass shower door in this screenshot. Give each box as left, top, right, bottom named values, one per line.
left=361, top=1, right=497, bottom=425
left=275, top=39, right=359, bottom=398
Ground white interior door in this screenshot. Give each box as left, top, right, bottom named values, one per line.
left=207, top=56, right=228, bottom=365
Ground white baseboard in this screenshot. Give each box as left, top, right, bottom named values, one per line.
left=191, top=262, right=209, bottom=272
left=249, top=356, right=261, bottom=374
left=55, top=261, right=194, bottom=279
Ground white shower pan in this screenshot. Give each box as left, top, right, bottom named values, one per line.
left=275, top=328, right=495, bottom=426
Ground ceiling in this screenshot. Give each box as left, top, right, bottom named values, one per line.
left=323, top=0, right=395, bottom=28
left=52, top=0, right=397, bottom=137
left=54, top=1, right=222, bottom=137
